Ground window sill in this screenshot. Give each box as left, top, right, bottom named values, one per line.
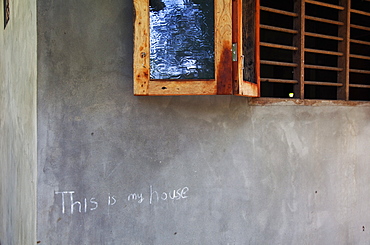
left=249, top=97, right=370, bottom=107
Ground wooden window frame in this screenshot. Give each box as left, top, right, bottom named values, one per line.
left=133, top=0, right=260, bottom=96
left=233, top=0, right=260, bottom=97
left=134, top=0, right=234, bottom=96
left=134, top=0, right=370, bottom=102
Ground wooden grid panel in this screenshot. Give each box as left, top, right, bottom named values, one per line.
left=259, top=0, right=370, bottom=101
left=259, top=0, right=299, bottom=94
left=349, top=4, right=370, bottom=95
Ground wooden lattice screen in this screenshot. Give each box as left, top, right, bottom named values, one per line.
left=258, top=0, right=370, bottom=101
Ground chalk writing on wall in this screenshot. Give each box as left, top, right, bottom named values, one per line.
left=54, top=185, right=189, bottom=215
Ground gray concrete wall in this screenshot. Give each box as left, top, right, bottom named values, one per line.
left=0, top=1, right=37, bottom=245
left=37, top=1, right=370, bottom=244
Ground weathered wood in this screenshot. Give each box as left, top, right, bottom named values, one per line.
left=350, top=69, right=370, bottom=75
left=242, top=0, right=256, bottom=83
left=254, top=0, right=370, bottom=101
left=305, top=0, right=344, bottom=10
left=147, top=80, right=217, bottom=95
left=350, top=54, right=370, bottom=61
left=305, top=64, right=343, bottom=71
left=304, top=81, right=343, bottom=86
left=260, top=6, right=298, bottom=17
left=337, top=0, right=350, bottom=100
left=350, top=24, right=370, bottom=32
left=260, top=42, right=298, bottom=51
left=350, top=84, right=370, bottom=88
left=260, top=78, right=298, bottom=84
left=133, top=0, right=150, bottom=95
left=215, top=0, right=233, bottom=95
left=351, top=39, right=370, bottom=46
left=260, top=60, right=298, bottom=67
left=134, top=0, right=233, bottom=96
left=305, top=32, right=344, bottom=41
left=304, top=48, right=343, bottom=56
left=260, top=24, right=298, bottom=34
left=305, top=15, right=344, bottom=26
left=350, top=8, right=370, bottom=17
left=250, top=97, right=370, bottom=105
left=233, top=0, right=259, bottom=97
left=293, top=0, right=305, bottom=99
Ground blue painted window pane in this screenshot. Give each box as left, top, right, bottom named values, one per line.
left=150, top=0, right=215, bottom=79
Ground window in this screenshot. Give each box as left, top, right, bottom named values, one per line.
left=258, top=0, right=370, bottom=101
left=134, top=0, right=370, bottom=101
left=133, top=0, right=258, bottom=96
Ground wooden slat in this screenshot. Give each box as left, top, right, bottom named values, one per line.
left=351, top=39, right=370, bottom=46
left=148, top=80, right=217, bottom=95
left=351, top=24, right=370, bottom=32
left=305, top=32, right=343, bottom=41
left=350, top=69, right=370, bottom=74
left=260, top=24, right=298, bottom=34
left=261, top=78, right=298, bottom=84
left=260, top=6, right=298, bottom=17
left=260, top=42, right=298, bottom=50
left=305, top=15, right=344, bottom=25
left=337, top=0, right=350, bottom=100
left=304, top=81, right=343, bottom=86
left=349, top=84, right=370, bottom=88
left=305, top=64, right=343, bottom=71
left=305, top=0, right=344, bottom=10
left=133, top=0, right=150, bottom=95
left=350, top=54, right=370, bottom=61
left=350, top=9, right=370, bottom=17
left=261, top=60, right=298, bottom=67
left=293, top=0, right=305, bottom=99
left=305, top=48, right=343, bottom=56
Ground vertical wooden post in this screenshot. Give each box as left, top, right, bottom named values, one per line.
left=133, top=0, right=150, bottom=95
left=293, top=0, right=305, bottom=99
left=255, top=0, right=260, bottom=96
left=232, top=0, right=240, bottom=94
left=338, top=0, right=350, bottom=100
left=215, top=0, right=233, bottom=95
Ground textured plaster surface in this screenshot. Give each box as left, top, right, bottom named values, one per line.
left=0, top=1, right=37, bottom=245
left=37, top=1, right=370, bottom=244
